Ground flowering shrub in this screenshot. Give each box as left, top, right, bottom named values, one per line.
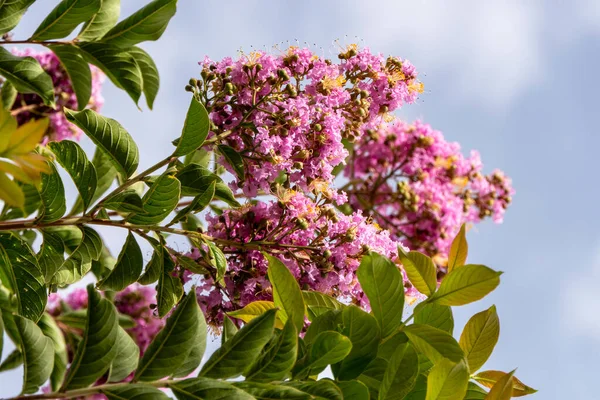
left=0, top=1, right=535, bottom=399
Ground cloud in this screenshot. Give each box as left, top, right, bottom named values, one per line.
left=561, top=245, right=600, bottom=338
left=345, top=0, right=544, bottom=109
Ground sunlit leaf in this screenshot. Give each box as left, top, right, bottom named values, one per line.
left=100, top=0, right=177, bottom=48
left=459, top=305, right=499, bottom=372
left=30, top=0, right=101, bottom=40
left=431, top=265, right=502, bottom=307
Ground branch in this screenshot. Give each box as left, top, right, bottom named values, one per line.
left=2, top=380, right=176, bottom=400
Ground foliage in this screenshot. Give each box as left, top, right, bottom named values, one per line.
left=0, top=1, right=534, bottom=399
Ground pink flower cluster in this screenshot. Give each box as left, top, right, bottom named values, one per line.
left=7, top=48, right=104, bottom=142
left=346, top=120, right=514, bottom=258
left=197, top=45, right=423, bottom=199
left=191, top=190, right=413, bottom=325
left=47, top=284, right=163, bottom=354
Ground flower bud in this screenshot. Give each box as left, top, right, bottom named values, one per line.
left=296, top=218, right=309, bottom=230
left=185, top=84, right=194, bottom=92
left=277, top=69, right=290, bottom=81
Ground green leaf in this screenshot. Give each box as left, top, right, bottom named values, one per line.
left=176, top=164, right=219, bottom=195
left=398, top=250, right=437, bottom=297
left=200, top=308, right=276, bottom=379
left=379, top=342, right=419, bottom=400
left=48, top=45, right=92, bottom=110
left=98, top=232, right=143, bottom=291
left=465, top=382, right=488, bottom=400
left=358, top=357, right=388, bottom=399
left=305, top=330, right=352, bottom=374
left=474, top=370, right=537, bottom=397
left=1, top=81, right=17, bottom=109
left=336, top=380, right=370, bottom=400
left=403, top=375, right=427, bottom=400
left=38, top=161, right=67, bottom=223
left=65, top=108, right=139, bottom=179
left=234, top=382, right=311, bottom=399
left=447, top=224, right=468, bottom=272
left=222, top=316, right=238, bottom=345
left=71, top=147, right=117, bottom=215
left=265, top=253, right=305, bottom=332
left=0, top=349, right=23, bottom=372
left=357, top=252, right=405, bottom=338
left=333, top=305, right=380, bottom=380
left=15, top=315, right=54, bottom=394
left=37, top=230, right=65, bottom=284
left=135, top=290, right=200, bottom=381
left=414, top=303, right=454, bottom=335
left=0, top=307, right=3, bottom=360
left=484, top=370, right=515, bottom=400
left=171, top=377, right=253, bottom=400
left=108, top=327, right=140, bottom=382
left=459, top=306, right=499, bottom=372
left=228, top=301, right=277, bottom=324
left=53, top=226, right=103, bottom=285
left=245, top=319, right=297, bottom=381
left=173, top=97, right=210, bottom=156
left=128, top=46, right=159, bottom=109
left=56, top=309, right=135, bottom=329
left=0, top=0, right=35, bottom=35
left=176, top=163, right=240, bottom=206
left=403, top=324, right=463, bottom=364
left=30, top=0, right=101, bottom=41
left=217, top=144, right=245, bottom=181
left=302, top=290, right=344, bottom=321
left=103, top=384, right=171, bottom=400
left=377, top=332, right=408, bottom=363
left=169, top=181, right=215, bottom=226
left=138, top=243, right=162, bottom=285
left=283, top=381, right=344, bottom=400
left=430, top=265, right=502, bottom=307
left=38, top=313, right=67, bottom=391
left=0, top=47, right=55, bottom=106
left=127, top=173, right=181, bottom=224
left=77, top=0, right=120, bottom=41
left=304, top=309, right=341, bottom=345
left=0, top=233, right=46, bottom=321
left=100, top=0, right=177, bottom=47
left=172, top=305, right=208, bottom=378
left=425, top=359, right=469, bottom=400
left=61, top=285, right=119, bottom=390
left=78, top=43, right=143, bottom=105
left=156, top=249, right=183, bottom=317
left=103, top=189, right=144, bottom=213
left=48, top=140, right=98, bottom=212
left=207, top=241, right=227, bottom=282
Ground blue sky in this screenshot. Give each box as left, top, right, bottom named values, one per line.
left=2, top=1, right=600, bottom=398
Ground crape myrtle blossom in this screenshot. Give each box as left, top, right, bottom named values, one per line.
left=189, top=190, right=414, bottom=325
left=6, top=48, right=104, bottom=143
left=183, top=45, right=513, bottom=325
left=196, top=45, right=423, bottom=199
left=346, top=120, right=514, bottom=259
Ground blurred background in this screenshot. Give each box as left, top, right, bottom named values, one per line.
left=2, top=1, right=600, bottom=398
